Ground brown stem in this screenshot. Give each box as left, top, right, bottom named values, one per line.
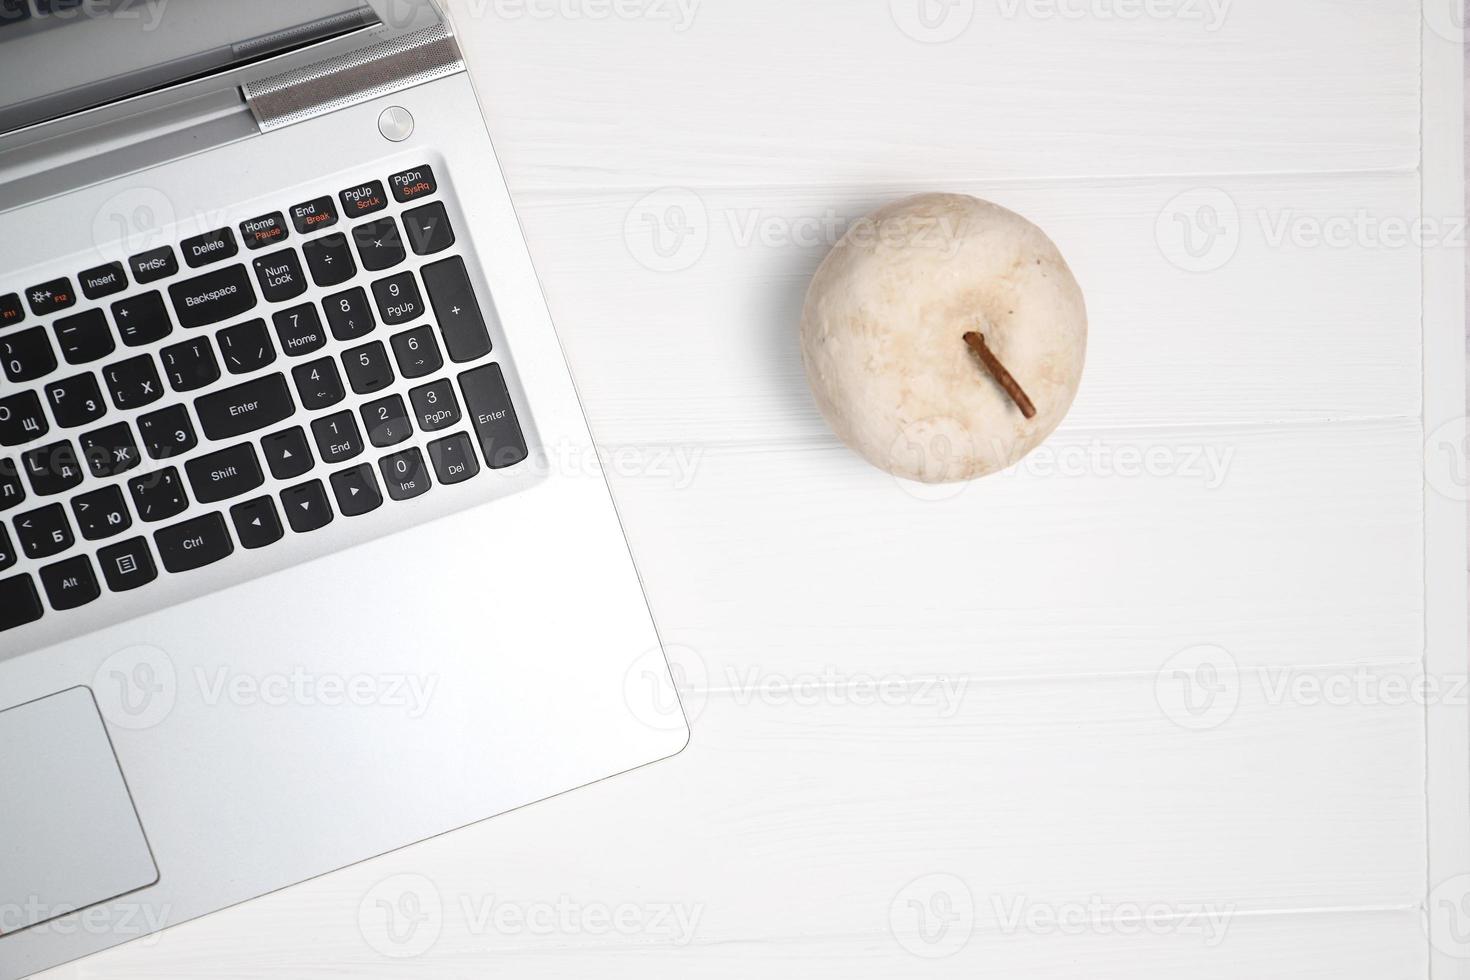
left=963, top=332, right=1037, bottom=420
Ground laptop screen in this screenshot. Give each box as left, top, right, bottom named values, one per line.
left=0, top=0, right=384, bottom=135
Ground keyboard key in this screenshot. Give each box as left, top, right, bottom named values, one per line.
left=0, top=458, right=24, bottom=512
left=78, top=262, right=128, bottom=300
left=292, top=357, right=345, bottom=410
left=281, top=480, right=333, bottom=533
left=339, top=180, right=388, bottom=219
left=22, top=440, right=83, bottom=495
left=40, top=554, right=100, bottom=610
left=0, top=390, right=49, bottom=445
left=78, top=422, right=140, bottom=478
left=311, top=411, right=364, bottom=464
left=330, top=464, right=383, bottom=517
left=409, top=379, right=461, bottom=432
left=186, top=442, right=264, bottom=505
left=111, top=290, right=173, bottom=347
left=0, top=522, right=13, bottom=571
left=428, top=432, right=480, bottom=485
left=160, top=336, right=220, bottom=392
left=379, top=447, right=431, bottom=501
left=169, top=264, right=257, bottom=329
left=98, top=536, right=157, bottom=592
left=459, top=363, right=528, bottom=469
left=240, top=212, right=289, bottom=251
left=303, top=233, right=356, bottom=287
left=155, top=511, right=233, bottom=572
left=323, top=286, right=375, bottom=341
left=218, top=318, right=276, bottom=374
left=0, top=292, right=24, bottom=329
left=361, top=395, right=412, bottom=448
left=73, top=484, right=132, bottom=541
left=128, top=466, right=188, bottom=523
left=370, top=270, right=423, bottom=325
left=0, top=574, right=44, bottom=632
left=389, top=164, right=436, bottom=203
left=390, top=325, right=442, bottom=380
left=181, top=227, right=238, bottom=268
left=44, top=373, right=105, bottom=429
left=14, top=503, right=72, bottom=559
left=422, top=257, right=493, bottom=363
left=230, top=496, right=283, bottom=549
left=103, top=354, right=164, bottom=410
left=299, top=233, right=354, bottom=287
left=54, top=308, right=115, bottom=365
left=2, top=327, right=58, bottom=383
left=26, top=277, right=76, bottom=316
left=290, top=196, right=338, bottom=234
left=128, top=246, right=178, bottom=284
left=343, top=341, right=394, bottom=395
left=262, top=427, right=313, bottom=480
left=272, top=303, right=327, bottom=356
left=353, top=217, right=405, bottom=272
left=252, top=248, right=309, bottom=303
left=403, top=201, right=455, bottom=255
left=137, top=404, right=197, bottom=461
left=195, top=373, right=295, bottom=440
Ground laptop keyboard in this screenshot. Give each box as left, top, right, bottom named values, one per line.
left=0, top=164, right=528, bottom=635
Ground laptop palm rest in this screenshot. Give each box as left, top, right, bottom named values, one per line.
left=0, top=687, right=158, bottom=936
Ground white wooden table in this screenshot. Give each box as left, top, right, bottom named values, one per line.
left=41, top=2, right=1468, bottom=977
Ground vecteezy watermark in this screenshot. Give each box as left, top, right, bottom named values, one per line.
left=624, top=643, right=707, bottom=731
left=995, top=0, right=1232, bottom=31
left=1155, top=188, right=1241, bottom=273
left=624, top=188, right=711, bottom=273
left=991, top=894, right=1235, bottom=946
left=359, top=874, right=444, bottom=959
left=1427, top=874, right=1470, bottom=958
left=1154, top=644, right=1241, bottom=731
left=93, top=645, right=178, bottom=731
left=890, top=0, right=976, bottom=43
left=1426, top=416, right=1470, bottom=502
left=358, top=874, right=704, bottom=959
left=890, top=874, right=975, bottom=958
left=5, top=0, right=170, bottom=30
left=194, top=667, right=440, bottom=718
left=0, top=898, right=172, bottom=944
left=1424, top=0, right=1468, bottom=44
left=724, top=667, right=971, bottom=718
left=459, top=0, right=701, bottom=31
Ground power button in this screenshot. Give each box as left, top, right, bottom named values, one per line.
left=378, top=106, right=415, bottom=142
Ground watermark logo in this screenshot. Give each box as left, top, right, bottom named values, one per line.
left=725, top=667, right=970, bottom=717
left=889, top=416, right=980, bottom=500
left=995, top=0, right=1232, bottom=31
left=890, top=873, right=975, bottom=958
left=1424, top=0, right=1468, bottom=44
left=624, top=643, right=706, bottom=731
left=93, top=645, right=177, bottom=730
left=1154, top=644, right=1240, bottom=731
left=625, top=188, right=710, bottom=273
left=462, top=895, right=704, bottom=945
left=1426, top=416, right=1470, bottom=502
left=1156, top=188, right=1240, bottom=273
left=891, top=0, right=976, bottom=43
left=992, top=895, right=1234, bottom=945
left=359, top=874, right=444, bottom=959
left=91, top=187, right=175, bottom=260
left=193, top=666, right=439, bottom=717
left=1427, top=874, right=1470, bottom=958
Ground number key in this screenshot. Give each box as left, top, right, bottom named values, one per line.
left=291, top=357, right=346, bottom=410
left=370, top=271, right=423, bottom=326
left=390, top=325, right=442, bottom=380
left=2, top=327, right=57, bottom=383
left=310, top=411, right=364, bottom=464
left=360, top=395, right=411, bottom=448
left=342, top=341, right=393, bottom=395
left=408, top=379, right=461, bottom=432
left=323, top=286, right=375, bottom=341
left=273, top=303, right=327, bottom=356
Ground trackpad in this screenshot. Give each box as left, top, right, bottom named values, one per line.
left=0, top=687, right=159, bottom=935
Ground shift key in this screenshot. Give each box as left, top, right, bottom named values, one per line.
left=169, top=264, right=257, bottom=329
left=458, top=363, right=527, bottom=469
left=195, top=373, right=295, bottom=441
left=422, top=256, right=493, bottom=363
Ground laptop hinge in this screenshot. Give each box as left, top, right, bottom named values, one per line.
left=242, top=23, right=464, bottom=133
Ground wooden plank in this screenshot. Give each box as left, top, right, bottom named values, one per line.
left=448, top=0, right=1422, bottom=189
left=600, top=420, right=1423, bottom=678
left=507, top=174, right=1423, bottom=445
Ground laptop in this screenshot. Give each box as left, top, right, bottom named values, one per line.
left=0, top=2, right=688, bottom=976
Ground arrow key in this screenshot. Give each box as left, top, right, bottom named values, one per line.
left=280, top=479, right=333, bottom=533
left=261, top=426, right=313, bottom=480
left=230, top=496, right=284, bottom=550
left=330, top=464, right=383, bottom=518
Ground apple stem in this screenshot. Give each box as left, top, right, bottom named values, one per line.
left=963, top=332, right=1038, bottom=420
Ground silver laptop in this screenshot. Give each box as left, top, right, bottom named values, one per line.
left=0, top=3, right=687, bottom=975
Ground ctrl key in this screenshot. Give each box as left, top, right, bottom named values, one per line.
left=0, top=573, right=44, bottom=632
left=155, top=512, right=234, bottom=573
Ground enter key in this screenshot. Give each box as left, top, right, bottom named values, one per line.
left=458, top=363, right=527, bottom=470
